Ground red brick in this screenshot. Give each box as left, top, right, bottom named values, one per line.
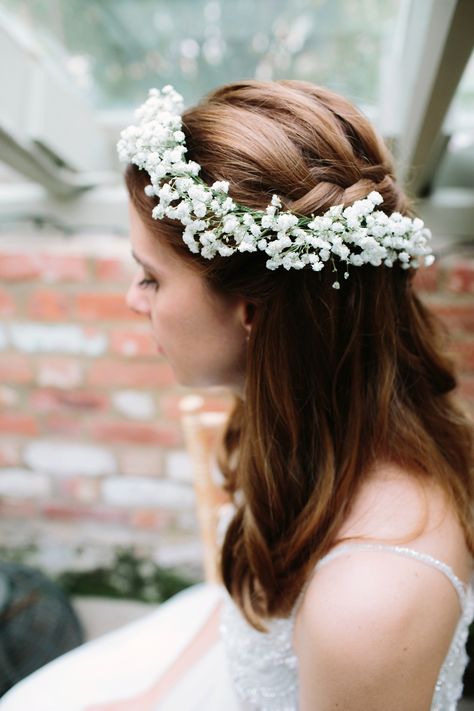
left=457, top=375, right=474, bottom=401
left=43, top=414, right=84, bottom=436
left=413, top=264, right=439, bottom=293
left=110, top=329, right=156, bottom=357
left=0, top=413, right=38, bottom=436
left=0, top=500, right=38, bottom=517
left=74, top=292, right=138, bottom=321
left=446, top=261, right=474, bottom=294
left=119, top=446, right=163, bottom=477
left=95, top=258, right=134, bottom=282
left=0, top=385, right=19, bottom=407
left=0, top=354, right=33, bottom=384
left=430, top=303, right=474, bottom=333
left=0, top=441, right=21, bottom=466
left=42, top=502, right=128, bottom=524
left=30, top=388, right=108, bottom=412
left=0, top=288, right=15, bottom=316
left=91, top=420, right=181, bottom=446
left=86, top=359, right=175, bottom=388
left=448, top=340, right=474, bottom=372
left=0, top=253, right=88, bottom=281
left=27, top=290, right=70, bottom=320
left=129, top=509, right=171, bottom=530
left=0, top=253, right=43, bottom=280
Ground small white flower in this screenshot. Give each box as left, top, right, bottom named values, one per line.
left=118, top=86, right=434, bottom=279
left=192, top=201, right=207, bottom=218
left=221, top=197, right=235, bottom=214
left=223, top=215, right=239, bottom=233
left=218, top=245, right=234, bottom=257
left=211, top=181, right=230, bottom=194
left=367, top=191, right=383, bottom=205
left=238, top=239, right=257, bottom=253
left=276, top=213, right=298, bottom=232
left=349, top=254, right=364, bottom=267
left=261, top=214, right=276, bottom=229
left=152, top=205, right=165, bottom=219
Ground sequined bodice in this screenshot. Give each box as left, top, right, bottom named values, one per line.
left=220, top=543, right=474, bottom=711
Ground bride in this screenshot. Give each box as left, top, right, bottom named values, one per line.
left=1, top=81, right=472, bottom=710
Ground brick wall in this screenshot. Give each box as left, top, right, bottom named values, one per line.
left=0, top=233, right=472, bottom=576
left=0, top=232, right=231, bottom=576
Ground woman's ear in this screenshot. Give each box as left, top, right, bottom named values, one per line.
left=240, top=301, right=256, bottom=336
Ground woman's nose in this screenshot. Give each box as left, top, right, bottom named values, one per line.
left=126, top=278, right=150, bottom=316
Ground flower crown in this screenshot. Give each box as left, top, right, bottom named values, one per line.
left=117, top=85, right=434, bottom=288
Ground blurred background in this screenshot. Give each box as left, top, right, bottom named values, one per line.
left=0, top=0, right=472, bottom=671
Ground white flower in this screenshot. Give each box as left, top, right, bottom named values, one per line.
left=118, top=85, right=434, bottom=279
left=211, top=181, right=229, bottom=193
left=218, top=245, right=234, bottom=257
left=367, top=191, right=383, bottom=205
left=175, top=177, right=194, bottom=192
left=152, top=205, right=165, bottom=219
left=192, top=201, right=207, bottom=218
left=261, top=214, right=276, bottom=229
left=223, top=215, right=239, bottom=233
left=220, top=197, right=235, bottom=214
left=238, top=239, right=257, bottom=253
left=349, top=254, right=364, bottom=267
left=175, top=202, right=191, bottom=220
left=276, top=213, right=298, bottom=232
left=188, top=185, right=210, bottom=203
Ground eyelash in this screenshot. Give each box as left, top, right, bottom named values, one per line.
left=138, top=276, right=159, bottom=291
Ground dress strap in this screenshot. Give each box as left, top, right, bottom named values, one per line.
left=316, top=542, right=469, bottom=610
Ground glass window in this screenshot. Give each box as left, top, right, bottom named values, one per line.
left=2, top=0, right=400, bottom=115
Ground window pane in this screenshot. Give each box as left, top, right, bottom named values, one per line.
left=3, top=0, right=400, bottom=114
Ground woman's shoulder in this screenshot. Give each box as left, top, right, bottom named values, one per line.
left=299, top=461, right=472, bottom=613
left=334, top=461, right=472, bottom=579
left=293, top=463, right=472, bottom=710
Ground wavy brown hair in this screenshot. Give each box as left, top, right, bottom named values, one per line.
left=125, top=80, right=473, bottom=629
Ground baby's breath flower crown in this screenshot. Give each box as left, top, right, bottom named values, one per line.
left=117, top=85, right=434, bottom=289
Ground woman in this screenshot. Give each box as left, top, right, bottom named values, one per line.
left=1, top=81, right=472, bottom=710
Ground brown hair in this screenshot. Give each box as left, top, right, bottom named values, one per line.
left=125, top=80, right=473, bottom=629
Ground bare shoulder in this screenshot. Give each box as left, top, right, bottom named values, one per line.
left=294, top=548, right=462, bottom=710
left=336, top=461, right=472, bottom=580
left=293, top=464, right=472, bottom=711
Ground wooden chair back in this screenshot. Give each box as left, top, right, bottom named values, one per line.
left=179, top=395, right=230, bottom=583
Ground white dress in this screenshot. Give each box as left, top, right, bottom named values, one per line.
left=0, top=543, right=472, bottom=711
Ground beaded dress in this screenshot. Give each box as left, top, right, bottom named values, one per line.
left=0, top=544, right=472, bottom=711
left=220, top=543, right=474, bottom=711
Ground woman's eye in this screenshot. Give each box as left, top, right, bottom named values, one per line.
left=137, top=275, right=159, bottom=291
